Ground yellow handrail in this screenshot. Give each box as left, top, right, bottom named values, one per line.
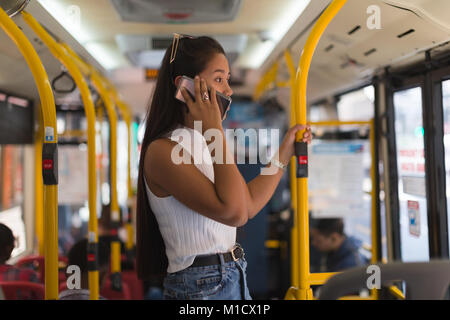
left=253, top=62, right=278, bottom=101
left=22, top=11, right=100, bottom=300
left=61, top=44, right=122, bottom=280
left=310, top=120, right=371, bottom=126
left=106, top=88, right=135, bottom=252
left=292, top=0, right=347, bottom=300
left=284, top=50, right=299, bottom=288
left=35, top=106, right=44, bottom=256
left=389, top=285, right=405, bottom=300
left=369, top=119, right=379, bottom=299
left=58, top=129, right=87, bottom=138
left=308, top=272, right=337, bottom=286
left=0, top=7, right=59, bottom=299
left=300, top=119, right=378, bottom=300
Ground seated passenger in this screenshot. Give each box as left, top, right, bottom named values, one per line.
left=98, top=204, right=126, bottom=250
left=310, top=218, right=368, bottom=272
left=59, top=236, right=110, bottom=300
left=0, top=223, right=39, bottom=283
left=98, top=204, right=134, bottom=271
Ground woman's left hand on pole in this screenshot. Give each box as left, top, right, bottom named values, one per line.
left=278, top=125, right=312, bottom=165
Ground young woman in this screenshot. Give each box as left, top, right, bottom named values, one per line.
left=136, top=34, right=311, bottom=300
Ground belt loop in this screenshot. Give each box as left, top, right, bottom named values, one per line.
left=218, top=253, right=226, bottom=275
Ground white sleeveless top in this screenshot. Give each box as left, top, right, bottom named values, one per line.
left=144, top=125, right=236, bottom=273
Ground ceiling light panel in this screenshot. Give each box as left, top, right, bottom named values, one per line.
left=116, top=34, right=248, bottom=68
left=110, top=0, right=242, bottom=23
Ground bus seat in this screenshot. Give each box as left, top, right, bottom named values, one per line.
left=0, top=281, right=45, bottom=300
left=59, top=281, right=67, bottom=293
left=121, top=271, right=144, bottom=300
left=318, top=260, right=450, bottom=300
left=15, top=255, right=68, bottom=284
left=101, top=279, right=131, bottom=300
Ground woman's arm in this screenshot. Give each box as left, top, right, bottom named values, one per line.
left=240, top=124, right=311, bottom=219
left=145, top=137, right=248, bottom=227
left=211, top=129, right=249, bottom=224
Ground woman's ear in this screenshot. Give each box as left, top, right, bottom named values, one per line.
left=174, top=75, right=182, bottom=87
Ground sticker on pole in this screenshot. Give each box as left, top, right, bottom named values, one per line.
left=88, top=231, right=96, bottom=242
left=45, top=126, right=55, bottom=142
left=407, top=200, right=420, bottom=237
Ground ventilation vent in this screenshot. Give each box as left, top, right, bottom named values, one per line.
left=152, top=38, right=173, bottom=50
left=347, top=25, right=361, bottom=35
left=397, top=29, right=415, bottom=38
left=340, top=57, right=363, bottom=69
left=110, top=0, right=242, bottom=23
left=364, top=48, right=377, bottom=56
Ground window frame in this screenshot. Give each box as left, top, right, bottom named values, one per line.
left=385, top=63, right=450, bottom=261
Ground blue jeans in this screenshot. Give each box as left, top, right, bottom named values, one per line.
left=163, top=255, right=252, bottom=300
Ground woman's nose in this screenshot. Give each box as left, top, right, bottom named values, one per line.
left=224, top=83, right=233, bottom=97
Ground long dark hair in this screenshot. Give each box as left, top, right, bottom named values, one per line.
left=136, top=36, right=226, bottom=280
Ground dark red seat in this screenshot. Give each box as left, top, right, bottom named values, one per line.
left=100, top=279, right=131, bottom=300
left=121, top=271, right=144, bottom=300
left=15, top=255, right=68, bottom=284
left=0, top=281, right=45, bottom=300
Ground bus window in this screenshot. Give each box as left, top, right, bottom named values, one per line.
left=310, top=102, right=337, bottom=122
left=117, top=121, right=128, bottom=207
left=337, top=85, right=374, bottom=122
left=393, top=87, right=429, bottom=262
left=0, top=146, right=26, bottom=259
left=442, top=79, right=450, bottom=251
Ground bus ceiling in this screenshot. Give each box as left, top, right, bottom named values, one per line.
left=1, top=1, right=450, bottom=107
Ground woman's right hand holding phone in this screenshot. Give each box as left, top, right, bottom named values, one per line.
left=180, top=75, right=223, bottom=133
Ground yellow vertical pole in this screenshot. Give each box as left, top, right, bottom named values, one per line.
left=125, top=116, right=134, bottom=252
left=104, top=83, right=135, bottom=253
left=97, top=102, right=105, bottom=197
left=35, top=105, right=44, bottom=256
left=94, top=85, right=122, bottom=281
left=284, top=50, right=299, bottom=288
left=116, top=99, right=134, bottom=252
left=93, top=75, right=121, bottom=278
left=61, top=44, right=122, bottom=285
left=369, top=119, right=379, bottom=299
left=294, top=0, right=347, bottom=300
left=22, top=11, right=100, bottom=300
left=0, top=7, right=59, bottom=299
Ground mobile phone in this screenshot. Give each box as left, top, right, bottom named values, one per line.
left=175, top=75, right=232, bottom=120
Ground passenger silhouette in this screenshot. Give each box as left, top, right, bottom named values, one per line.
left=58, top=237, right=110, bottom=300
left=310, top=218, right=368, bottom=272
left=0, top=223, right=39, bottom=283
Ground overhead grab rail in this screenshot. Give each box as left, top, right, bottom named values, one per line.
left=0, top=5, right=59, bottom=299
left=51, top=68, right=77, bottom=94
left=22, top=11, right=100, bottom=300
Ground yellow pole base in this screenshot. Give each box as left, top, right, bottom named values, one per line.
left=284, top=287, right=314, bottom=300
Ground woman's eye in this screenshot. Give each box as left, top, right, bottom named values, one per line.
left=215, top=78, right=223, bottom=83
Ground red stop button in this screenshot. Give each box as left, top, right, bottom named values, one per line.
left=298, top=156, right=308, bottom=165
left=43, top=159, right=53, bottom=170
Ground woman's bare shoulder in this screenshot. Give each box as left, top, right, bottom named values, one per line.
left=145, top=138, right=177, bottom=167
